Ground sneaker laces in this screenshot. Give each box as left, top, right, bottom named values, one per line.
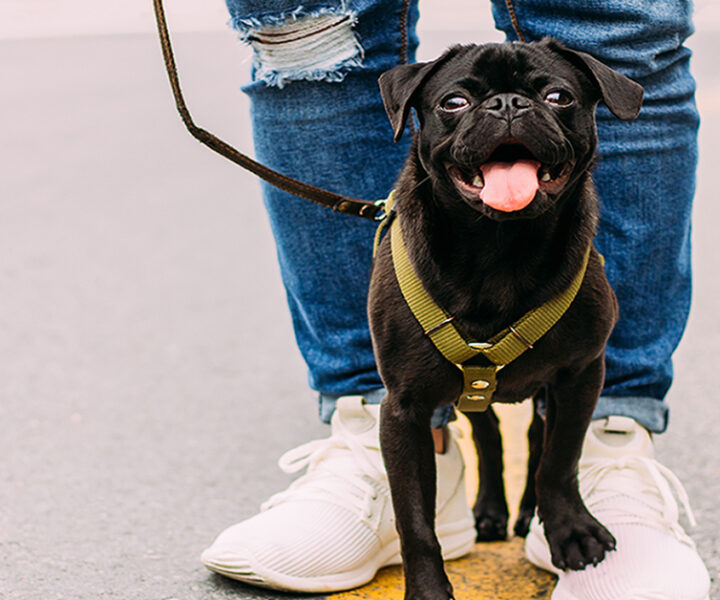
left=579, top=455, right=697, bottom=547
left=261, top=417, right=386, bottom=519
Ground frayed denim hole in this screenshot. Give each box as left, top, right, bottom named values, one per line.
left=240, top=11, right=364, bottom=88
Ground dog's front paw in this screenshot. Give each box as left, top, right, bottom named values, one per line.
left=544, top=513, right=616, bottom=570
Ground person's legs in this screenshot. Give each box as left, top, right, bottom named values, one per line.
left=491, top=0, right=698, bottom=432
left=491, top=1, right=709, bottom=597
left=234, top=0, right=454, bottom=426
left=232, top=0, right=411, bottom=419
left=201, top=1, right=472, bottom=589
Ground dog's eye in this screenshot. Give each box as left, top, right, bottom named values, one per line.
left=544, top=90, right=573, bottom=106
left=440, top=95, right=470, bottom=112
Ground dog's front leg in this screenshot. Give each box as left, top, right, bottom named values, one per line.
left=536, top=357, right=616, bottom=571
left=380, top=397, right=454, bottom=600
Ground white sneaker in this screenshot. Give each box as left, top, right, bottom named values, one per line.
left=201, top=396, right=475, bottom=592
left=525, top=416, right=711, bottom=600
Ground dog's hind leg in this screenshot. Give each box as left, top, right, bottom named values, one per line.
left=464, top=408, right=509, bottom=541
left=514, top=394, right=545, bottom=537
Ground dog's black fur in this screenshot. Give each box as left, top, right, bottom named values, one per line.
left=368, top=39, right=643, bottom=599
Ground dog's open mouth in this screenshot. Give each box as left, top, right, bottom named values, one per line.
left=446, top=142, right=574, bottom=212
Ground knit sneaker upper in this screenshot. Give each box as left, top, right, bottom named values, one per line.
left=526, top=416, right=710, bottom=600
left=201, top=396, right=474, bottom=592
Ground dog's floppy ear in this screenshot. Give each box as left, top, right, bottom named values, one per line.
left=378, top=50, right=455, bottom=142
left=548, top=40, right=644, bottom=121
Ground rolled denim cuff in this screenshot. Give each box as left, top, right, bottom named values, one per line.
left=320, top=391, right=668, bottom=433
left=319, top=388, right=455, bottom=429
left=593, top=395, right=669, bottom=434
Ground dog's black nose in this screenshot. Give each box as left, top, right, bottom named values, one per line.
left=482, top=93, right=532, bottom=119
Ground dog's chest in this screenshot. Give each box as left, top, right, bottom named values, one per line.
left=386, top=214, right=601, bottom=409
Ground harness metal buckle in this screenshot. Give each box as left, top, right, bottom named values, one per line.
left=509, top=325, right=534, bottom=349
left=424, top=316, right=455, bottom=336
left=468, top=341, right=493, bottom=350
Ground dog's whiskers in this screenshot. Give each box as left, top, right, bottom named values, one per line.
left=409, top=175, right=431, bottom=195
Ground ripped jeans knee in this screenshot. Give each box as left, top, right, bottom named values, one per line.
left=225, top=0, right=419, bottom=87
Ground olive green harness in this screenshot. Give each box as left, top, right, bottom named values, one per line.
left=376, top=192, right=591, bottom=412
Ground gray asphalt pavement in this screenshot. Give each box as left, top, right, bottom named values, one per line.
left=1, top=29, right=718, bottom=600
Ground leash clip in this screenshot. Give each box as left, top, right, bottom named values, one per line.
left=372, top=198, right=388, bottom=221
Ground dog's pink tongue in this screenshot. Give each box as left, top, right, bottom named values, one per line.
left=479, top=160, right=540, bottom=212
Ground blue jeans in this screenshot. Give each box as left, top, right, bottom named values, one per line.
left=225, top=0, right=698, bottom=433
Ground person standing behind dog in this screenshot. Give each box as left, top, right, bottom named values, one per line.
left=200, top=1, right=711, bottom=598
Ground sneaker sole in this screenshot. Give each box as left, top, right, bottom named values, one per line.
left=203, top=515, right=476, bottom=593
left=547, top=586, right=710, bottom=600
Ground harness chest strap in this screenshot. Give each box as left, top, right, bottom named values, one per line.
left=388, top=214, right=592, bottom=412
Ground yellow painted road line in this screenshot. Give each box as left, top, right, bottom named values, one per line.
left=331, top=401, right=556, bottom=599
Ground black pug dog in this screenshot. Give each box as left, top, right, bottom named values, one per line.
left=368, top=39, right=643, bottom=599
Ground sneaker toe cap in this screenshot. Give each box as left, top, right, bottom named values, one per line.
left=201, top=540, right=267, bottom=585
left=558, top=525, right=710, bottom=600
left=201, top=503, right=383, bottom=583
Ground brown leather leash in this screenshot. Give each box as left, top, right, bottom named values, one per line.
left=504, top=0, right=527, bottom=41
left=151, top=0, right=387, bottom=221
